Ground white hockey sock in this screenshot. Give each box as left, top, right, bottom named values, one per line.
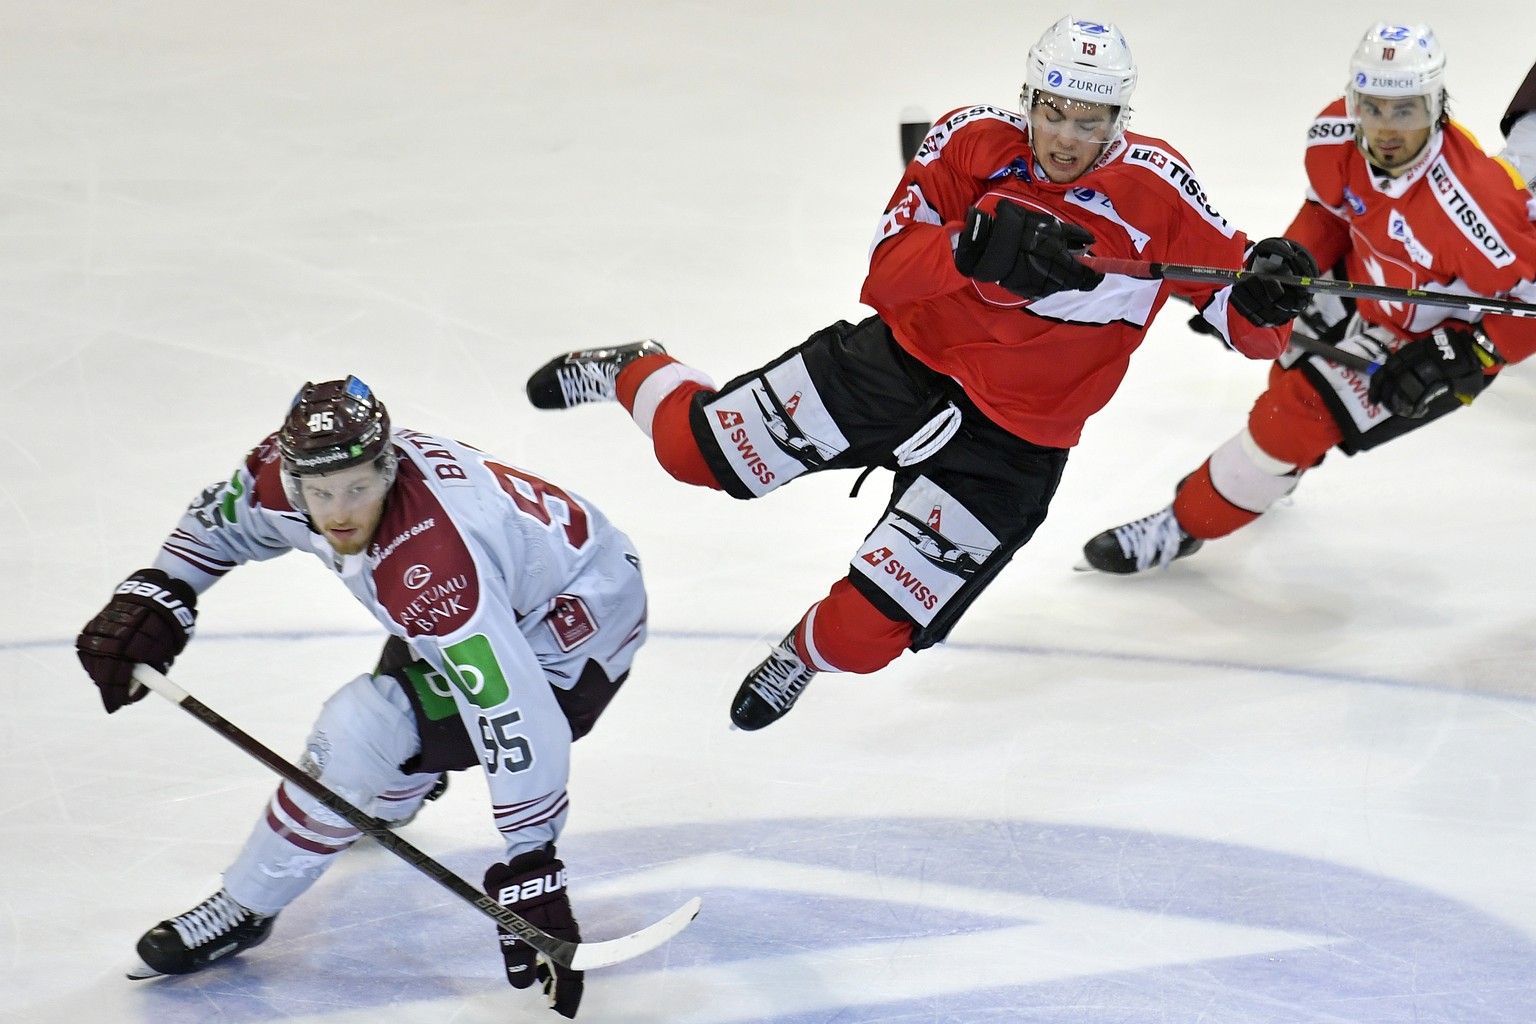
left=629, top=362, right=715, bottom=438
left=1207, top=429, right=1301, bottom=514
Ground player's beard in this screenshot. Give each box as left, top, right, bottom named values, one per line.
left=319, top=503, right=384, bottom=556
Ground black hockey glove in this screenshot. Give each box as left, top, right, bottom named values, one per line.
left=485, top=844, right=583, bottom=1018
left=1229, top=237, right=1318, bottom=328
left=953, top=200, right=1103, bottom=300
left=76, top=568, right=198, bottom=714
left=1367, top=323, right=1503, bottom=419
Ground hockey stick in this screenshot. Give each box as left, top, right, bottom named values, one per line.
left=1278, top=329, right=1378, bottom=375
left=900, top=107, right=930, bottom=164
left=1079, top=254, right=1536, bottom=320
left=129, top=664, right=700, bottom=971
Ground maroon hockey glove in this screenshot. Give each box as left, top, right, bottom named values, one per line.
left=1368, top=324, right=1503, bottom=419
left=1229, top=237, right=1318, bottom=328
left=484, top=844, right=583, bottom=1018
left=954, top=200, right=1103, bottom=300
left=76, top=568, right=198, bottom=713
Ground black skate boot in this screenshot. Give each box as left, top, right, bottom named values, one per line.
left=526, top=340, right=667, bottom=409
left=730, top=632, right=818, bottom=731
left=1080, top=504, right=1204, bottom=575
left=129, top=888, right=277, bottom=978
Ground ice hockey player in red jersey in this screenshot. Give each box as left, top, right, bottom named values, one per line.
left=524, top=16, right=1312, bottom=729
left=1081, top=22, right=1536, bottom=574
left=76, top=377, right=648, bottom=1017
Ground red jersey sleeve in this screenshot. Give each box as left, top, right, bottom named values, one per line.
left=862, top=105, right=1028, bottom=310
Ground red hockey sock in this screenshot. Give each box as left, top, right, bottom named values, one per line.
left=799, top=578, right=912, bottom=674
left=616, top=355, right=722, bottom=490
left=1172, top=461, right=1260, bottom=540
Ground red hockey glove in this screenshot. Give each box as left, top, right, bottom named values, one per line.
left=76, top=569, right=198, bottom=713
left=484, top=844, right=583, bottom=1018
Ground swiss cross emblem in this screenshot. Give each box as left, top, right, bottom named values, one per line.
left=715, top=410, right=744, bottom=428
left=927, top=505, right=942, bottom=530
left=862, top=546, right=893, bottom=566
left=785, top=392, right=802, bottom=416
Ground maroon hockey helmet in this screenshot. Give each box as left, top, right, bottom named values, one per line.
left=278, top=376, right=393, bottom=476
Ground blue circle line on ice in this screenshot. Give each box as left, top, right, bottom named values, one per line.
left=16, top=627, right=1536, bottom=704
left=130, top=816, right=1536, bottom=1023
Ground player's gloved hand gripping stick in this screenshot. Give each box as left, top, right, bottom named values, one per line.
left=1079, top=253, right=1535, bottom=376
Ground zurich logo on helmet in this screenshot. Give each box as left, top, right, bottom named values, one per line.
left=1075, top=20, right=1108, bottom=33
left=1354, top=72, right=1368, bottom=87
left=1380, top=26, right=1411, bottom=41
left=1047, top=70, right=1064, bottom=87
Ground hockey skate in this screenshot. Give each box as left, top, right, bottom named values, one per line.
left=127, top=888, right=277, bottom=979
left=526, top=340, right=667, bottom=409
left=1078, top=504, right=1203, bottom=575
left=730, top=632, right=818, bottom=731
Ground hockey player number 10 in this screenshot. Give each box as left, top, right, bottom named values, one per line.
left=486, top=460, right=591, bottom=551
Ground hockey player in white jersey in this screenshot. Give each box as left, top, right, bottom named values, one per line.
left=76, top=377, right=647, bottom=1018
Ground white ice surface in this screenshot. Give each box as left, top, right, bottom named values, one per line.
left=4, top=2, right=1536, bottom=1021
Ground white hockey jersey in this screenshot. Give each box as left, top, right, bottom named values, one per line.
left=153, top=427, right=643, bottom=855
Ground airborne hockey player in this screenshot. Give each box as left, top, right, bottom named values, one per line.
left=76, top=377, right=649, bottom=1017
left=523, top=16, right=1311, bottom=729
left=1081, top=23, right=1536, bottom=574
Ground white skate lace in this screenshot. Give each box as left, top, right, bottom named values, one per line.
left=169, top=890, right=260, bottom=948
left=555, top=361, right=622, bottom=406
left=1111, top=507, right=1187, bottom=572
left=748, top=643, right=816, bottom=712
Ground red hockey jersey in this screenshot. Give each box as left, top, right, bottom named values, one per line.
left=1285, top=98, right=1536, bottom=363
left=860, top=104, right=1290, bottom=449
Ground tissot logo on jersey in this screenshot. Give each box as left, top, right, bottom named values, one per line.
left=913, top=105, right=1025, bottom=165
left=1127, top=146, right=1234, bottom=236
left=1307, top=118, right=1353, bottom=144
left=1428, top=161, right=1515, bottom=267
left=860, top=547, right=940, bottom=610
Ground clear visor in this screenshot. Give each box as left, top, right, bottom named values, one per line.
left=1029, top=91, right=1120, bottom=144
left=1349, top=91, right=1435, bottom=132
left=281, top=453, right=396, bottom=515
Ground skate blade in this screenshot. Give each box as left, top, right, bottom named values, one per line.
left=1072, top=558, right=1097, bottom=573
left=125, top=959, right=164, bottom=981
